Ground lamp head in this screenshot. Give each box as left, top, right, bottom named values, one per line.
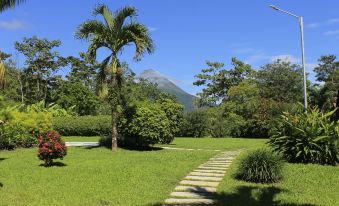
left=269, top=5, right=279, bottom=11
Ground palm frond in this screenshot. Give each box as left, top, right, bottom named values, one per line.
left=87, top=36, right=110, bottom=61
left=0, top=0, right=25, bottom=12
left=120, top=23, right=154, bottom=60
left=93, top=4, right=115, bottom=31
left=96, top=55, right=112, bottom=100
left=75, top=20, right=108, bottom=40
left=114, top=6, right=137, bottom=30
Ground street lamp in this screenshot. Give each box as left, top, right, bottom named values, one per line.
left=269, top=5, right=308, bottom=110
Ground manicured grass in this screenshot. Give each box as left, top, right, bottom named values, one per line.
left=0, top=147, right=216, bottom=206
left=216, top=152, right=339, bottom=206
left=158, top=137, right=268, bottom=150
left=62, top=136, right=100, bottom=142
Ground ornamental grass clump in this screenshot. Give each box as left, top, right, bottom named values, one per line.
left=37, top=131, right=67, bottom=167
left=236, top=149, right=284, bottom=183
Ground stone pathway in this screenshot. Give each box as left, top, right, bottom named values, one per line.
left=65, top=142, right=99, bottom=147
left=163, top=150, right=241, bottom=205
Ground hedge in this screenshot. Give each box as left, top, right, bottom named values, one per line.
left=53, top=115, right=111, bottom=136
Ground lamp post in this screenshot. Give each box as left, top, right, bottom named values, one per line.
left=269, top=5, right=308, bottom=110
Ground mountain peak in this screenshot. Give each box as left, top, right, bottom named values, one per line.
left=138, top=69, right=196, bottom=111
left=140, top=69, right=163, bottom=78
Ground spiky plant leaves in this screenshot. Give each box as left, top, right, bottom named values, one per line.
left=236, top=149, right=284, bottom=183
left=269, top=107, right=339, bottom=165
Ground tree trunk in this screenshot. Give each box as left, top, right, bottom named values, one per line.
left=335, top=89, right=339, bottom=121
left=110, top=57, right=119, bottom=152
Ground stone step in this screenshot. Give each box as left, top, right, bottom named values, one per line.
left=201, top=164, right=229, bottom=168
left=174, top=185, right=217, bottom=193
left=170, top=191, right=213, bottom=198
left=164, top=198, right=214, bottom=205
left=210, top=157, right=234, bottom=160
left=180, top=180, right=219, bottom=187
left=189, top=172, right=224, bottom=177
left=197, top=166, right=226, bottom=170
left=205, top=161, right=232, bottom=164
left=193, top=169, right=226, bottom=174
left=185, top=175, right=222, bottom=182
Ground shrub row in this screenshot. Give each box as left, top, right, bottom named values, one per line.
left=0, top=108, right=52, bottom=150
left=52, top=115, right=111, bottom=136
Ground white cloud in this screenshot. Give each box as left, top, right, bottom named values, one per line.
left=270, top=54, right=300, bottom=63
left=306, top=17, right=339, bottom=29
left=245, top=53, right=270, bottom=65
left=305, top=22, right=321, bottom=28
left=323, top=30, right=339, bottom=36
left=0, top=20, right=26, bottom=30
left=148, top=27, right=158, bottom=32
left=327, top=18, right=339, bottom=24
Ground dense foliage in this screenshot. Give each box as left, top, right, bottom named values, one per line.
left=0, top=105, right=52, bottom=150
left=180, top=109, right=209, bottom=137
left=53, top=115, right=111, bottom=136
left=236, top=149, right=284, bottom=183
left=119, top=101, right=173, bottom=147
left=37, top=130, right=67, bottom=167
left=269, top=107, right=339, bottom=165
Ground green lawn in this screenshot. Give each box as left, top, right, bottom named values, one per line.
left=158, top=137, right=268, bottom=150
left=63, top=136, right=267, bottom=151
left=1, top=137, right=338, bottom=206
left=216, top=152, right=339, bottom=206
left=0, top=147, right=216, bottom=206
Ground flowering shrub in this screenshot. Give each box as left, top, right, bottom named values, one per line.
left=37, top=131, right=67, bottom=167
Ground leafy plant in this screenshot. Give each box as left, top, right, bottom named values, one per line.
left=269, top=107, right=339, bottom=165
left=120, top=101, right=171, bottom=148
left=236, top=149, right=284, bottom=183
left=0, top=123, right=36, bottom=150
left=52, top=115, right=111, bottom=136
left=37, top=131, right=67, bottom=167
left=179, top=109, right=209, bottom=137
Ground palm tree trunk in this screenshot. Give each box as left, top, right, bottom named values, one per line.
left=110, top=57, right=119, bottom=151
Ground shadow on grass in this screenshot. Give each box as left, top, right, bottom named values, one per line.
left=213, top=186, right=316, bottom=206
left=149, top=186, right=316, bottom=206
left=39, top=162, right=67, bottom=167
left=84, top=144, right=164, bottom=151
left=0, top=158, right=8, bottom=188
left=0, top=157, right=7, bottom=162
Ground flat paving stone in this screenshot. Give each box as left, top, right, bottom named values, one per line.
left=174, top=186, right=217, bottom=193
left=170, top=191, right=213, bottom=198
left=197, top=166, right=226, bottom=170
left=201, top=164, right=229, bottom=168
left=189, top=172, right=224, bottom=177
left=65, top=142, right=99, bottom=147
left=193, top=169, right=226, bottom=174
left=164, top=198, right=214, bottom=205
left=205, top=161, right=232, bottom=165
left=185, top=176, right=222, bottom=182
left=180, top=180, right=219, bottom=187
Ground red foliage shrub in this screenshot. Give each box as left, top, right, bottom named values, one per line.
left=37, top=131, right=67, bottom=167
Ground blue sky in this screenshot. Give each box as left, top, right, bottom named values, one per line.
left=1, top=0, right=338, bottom=95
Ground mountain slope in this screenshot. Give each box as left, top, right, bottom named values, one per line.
left=139, top=69, right=196, bottom=111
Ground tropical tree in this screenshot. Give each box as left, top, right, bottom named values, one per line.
left=0, top=0, right=25, bottom=12
left=0, top=51, right=11, bottom=89
left=76, top=4, right=154, bottom=151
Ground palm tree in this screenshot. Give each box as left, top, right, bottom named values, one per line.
left=0, top=0, right=26, bottom=12
left=0, top=61, right=5, bottom=89
left=0, top=51, right=11, bottom=89
left=76, top=4, right=154, bottom=151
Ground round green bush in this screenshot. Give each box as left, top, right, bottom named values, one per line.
left=236, top=149, right=284, bottom=183
left=120, top=101, right=172, bottom=148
